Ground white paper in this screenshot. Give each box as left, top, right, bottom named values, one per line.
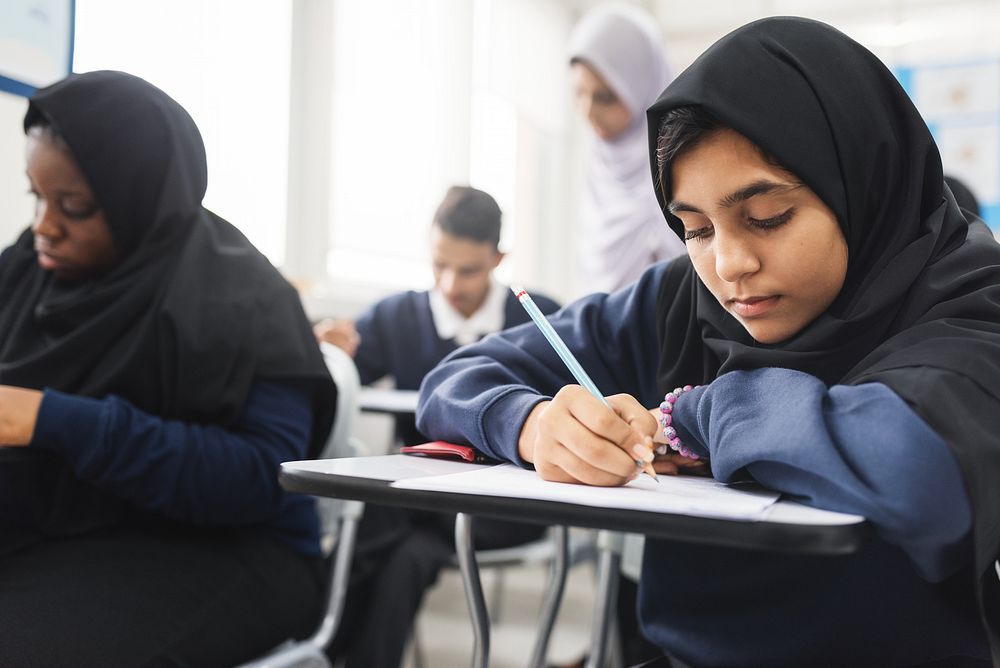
left=358, top=387, right=419, bottom=414
left=283, top=454, right=489, bottom=481
left=392, top=463, right=780, bottom=521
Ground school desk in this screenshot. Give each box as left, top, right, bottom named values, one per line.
left=279, top=454, right=868, bottom=668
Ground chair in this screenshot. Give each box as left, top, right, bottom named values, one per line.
left=248, top=344, right=597, bottom=668
left=238, top=343, right=365, bottom=668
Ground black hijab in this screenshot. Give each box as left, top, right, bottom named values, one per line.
left=946, top=174, right=982, bottom=218
left=0, top=71, right=335, bottom=545
left=647, top=17, right=1000, bottom=661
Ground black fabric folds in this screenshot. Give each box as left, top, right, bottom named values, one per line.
left=0, top=71, right=335, bottom=546
left=647, top=17, right=1000, bottom=662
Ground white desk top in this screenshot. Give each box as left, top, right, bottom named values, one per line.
left=283, top=455, right=864, bottom=527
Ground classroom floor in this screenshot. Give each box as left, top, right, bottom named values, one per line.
left=402, top=553, right=597, bottom=668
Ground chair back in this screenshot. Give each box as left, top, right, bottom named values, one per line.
left=316, top=342, right=366, bottom=552
left=319, top=341, right=363, bottom=460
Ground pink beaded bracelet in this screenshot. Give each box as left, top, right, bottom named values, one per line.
left=658, top=385, right=700, bottom=460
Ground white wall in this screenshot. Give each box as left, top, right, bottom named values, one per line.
left=295, top=0, right=584, bottom=321
left=0, top=91, right=32, bottom=248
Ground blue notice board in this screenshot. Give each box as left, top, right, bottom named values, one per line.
left=0, top=0, right=74, bottom=97
left=897, top=60, right=1000, bottom=233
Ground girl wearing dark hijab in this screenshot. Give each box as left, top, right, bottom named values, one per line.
left=418, top=17, right=1000, bottom=667
left=0, top=70, right=337, bottom=667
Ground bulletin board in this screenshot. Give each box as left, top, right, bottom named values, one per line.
left=897, top=59, right=1000, bottom=233
left=0, top=0, right=74, bottom=97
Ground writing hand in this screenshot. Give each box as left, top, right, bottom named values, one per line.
left=517, top=385, right=658, bottom=486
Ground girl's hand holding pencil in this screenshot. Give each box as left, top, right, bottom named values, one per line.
left=510, top=285, right=705, bottom=486
left=516, top=385, right=662, bottom=486
left=510, top=286, right=657, bottom=481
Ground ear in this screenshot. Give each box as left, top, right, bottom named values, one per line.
left=491, top=250, right=506, bottom=270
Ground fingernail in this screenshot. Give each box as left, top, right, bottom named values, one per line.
left=631, top=443, right=654, bottom=463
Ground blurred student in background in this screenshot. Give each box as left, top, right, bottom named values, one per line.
left=0, top=70, right=336, bottom=667
left=569, top=3, right=685, bottom=295
left=315, top=185, right=560, bottom=444
left=316, top=185, right=559, bottom=667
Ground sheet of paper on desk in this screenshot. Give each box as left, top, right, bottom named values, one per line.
left=358, top=387, right=420, bottom=413
left=392, top=464, right=780, bottom=521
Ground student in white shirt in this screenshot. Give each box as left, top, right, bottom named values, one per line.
left=316, top=185, right=559, bottom=667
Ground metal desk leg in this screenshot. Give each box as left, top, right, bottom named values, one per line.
left=455, top=513, right=489, bottom=668
left=586, top=530, right=623, bottom=668
left=527, top=525, right=571, bottom=668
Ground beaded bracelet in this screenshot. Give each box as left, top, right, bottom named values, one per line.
left=657, top=385, right=700, bottom=460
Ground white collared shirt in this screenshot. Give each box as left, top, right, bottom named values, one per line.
left=428, top=276, right=507, bottom=346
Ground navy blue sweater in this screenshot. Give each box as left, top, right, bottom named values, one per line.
left=354, top=288, right=559, bottom=444
left=29, top=380, right=321, bottom=557
left=417, top=262, right=986, bottom=666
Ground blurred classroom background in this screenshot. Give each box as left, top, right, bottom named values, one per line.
left=1, top=0, right=998, bottom=319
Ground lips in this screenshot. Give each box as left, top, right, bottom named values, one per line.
left=728, top=295, right=779, bottom=318
left=36, top=250, right=64, bottom=272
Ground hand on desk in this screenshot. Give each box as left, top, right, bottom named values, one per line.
left=517, top=385, right=703, bottom=486
left=0, top=385, right=43, bottom=446
left=313, top=318, right=360, bottom=358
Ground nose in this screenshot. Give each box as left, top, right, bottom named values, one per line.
left=714, top=231, right=760, bottom=283
left=31, top=200, right=62, bottom=241
left=585, top=102, right=603, bottom=130
left=577, top=95, right=600, bottom=128
left=439, top=269, right=458, bottom=296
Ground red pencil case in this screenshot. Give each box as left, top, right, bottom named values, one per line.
left=400, top=441, right=498, bottom=464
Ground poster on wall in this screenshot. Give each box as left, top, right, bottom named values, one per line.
left=897, top=60, right=1000, bottom=233
left=0, top=0, right=74, bottom=97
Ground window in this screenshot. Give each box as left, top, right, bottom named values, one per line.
left=72, top=0, right=291, bottom=265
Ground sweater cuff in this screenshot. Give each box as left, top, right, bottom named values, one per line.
left=30, top=390, right=109, bottom=463
left=668, top=384, right=711, bottom=460
left=480, top=388, right=549, bottom=468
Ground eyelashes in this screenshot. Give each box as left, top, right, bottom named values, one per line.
left=28, top=189, right=100, bottom=220
left=684, top=226, right=710, bottom=241
left=749, top=208, right=795, bottom=230
left=683, top=207, right=795, bottom=242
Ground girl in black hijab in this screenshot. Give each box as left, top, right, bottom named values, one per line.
left=0, top=70, right=336, bottom=667
left=418, top=17, right=1000, bottom=667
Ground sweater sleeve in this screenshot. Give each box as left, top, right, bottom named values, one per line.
left=417, top=263, right=666, bottom=464
left=672, top=367, right=972, bottom=581
left=29, top=380, right=313, bottom=526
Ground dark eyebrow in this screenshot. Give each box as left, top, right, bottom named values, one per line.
left=668, top=179, right=798, bottom=215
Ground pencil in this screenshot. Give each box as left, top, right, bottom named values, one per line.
left=511, top=285, right=657, bottom=482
